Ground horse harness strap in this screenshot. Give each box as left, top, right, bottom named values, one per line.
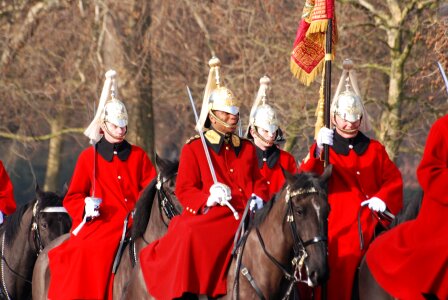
left=240, top=265, right=266, bottom=300
left=156, top=173, right=180, bottom=227
left=112, top=211, right=132, bottom=274
left=128, top=175, right=180, bottom=268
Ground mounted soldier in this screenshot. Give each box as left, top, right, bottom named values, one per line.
left=298, top=59, right=403, bottom=300
left=364, top=64, right=448, bottom=299
left=138, top=56, right=268, bottom=299
left=0, top=160, right=16, bottom=223
left=246, top=75, right=297, bottom=200
left=47, top=70, right=156, bottom=300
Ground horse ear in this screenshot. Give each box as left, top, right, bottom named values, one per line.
left=155, top=153, right=168, bottom=174
left=61, top=182, right=69, bottom=198
left=281, top=167, right=296, bottom=185
left=320, top=164, right=333, bottom=184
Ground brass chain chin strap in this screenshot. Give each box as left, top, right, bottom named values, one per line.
left=251, top=126, right=275, bottom=147
left=209, top=110, right=237, bottom=129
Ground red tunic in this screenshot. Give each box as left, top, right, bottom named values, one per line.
left=140, top=130, right=268, bottom=299
left=367, top=115, right=448, bottom=300
left=256, top=146, right=297, bottom=199
left=0, top=160, right=16, bottom=215
left=299, top=132, right=403, bottom=300
left=48, top=141, right=156, bottom=300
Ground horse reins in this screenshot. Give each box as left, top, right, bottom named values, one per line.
left=156, top=173, right=180, bottom=227
left=236, top=186, right=327, bottom=300
left=0, top=199, right=67, bottom=299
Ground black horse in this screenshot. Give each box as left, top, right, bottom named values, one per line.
left=0, top=186, right=71, bottom=300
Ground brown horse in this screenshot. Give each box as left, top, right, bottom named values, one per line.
left=124, top=166, right=332, bottom=299
left=357, top=192, right=423, bottom=300
left=0, top=186, right=71, bottom=300
left=31, top=155, right=180, bottom=300
left=113, top=155, right=180, bottom=299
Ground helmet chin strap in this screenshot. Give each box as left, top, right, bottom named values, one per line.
left=333, top=114, right=361, bottom=135
left=102, top=122, right=127, bottom=141
left=252, top=126, right=275, bottom=147
left=209, top=111, right=238, bottom=129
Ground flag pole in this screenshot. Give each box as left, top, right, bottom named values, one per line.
left=323, top=19, right=332, bottom=167
left=321, top=17, right=333, bottom=300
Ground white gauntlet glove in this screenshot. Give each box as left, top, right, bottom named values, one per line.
left=316, top=127, right=334, bottom=157
left=84, top=197, right=102, bottom=220
left=249, top=194, right=264, bottom=211
left=0, top=211, right=3, bottom=225
left=361, top=197, right=386, bottom=213
left=207, top=183, right=232, bottom=207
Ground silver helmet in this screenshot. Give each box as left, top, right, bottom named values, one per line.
left=84, top=70, right=128, bottom=143
left=247, top=76, right=279, bottom=137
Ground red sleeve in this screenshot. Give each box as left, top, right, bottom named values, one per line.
left=137, top=150, right=157, bottom=197
left=372, top=144, right=403, bottom=214
left=298, top=143, right=324, bottom=175
left=63, top=150, right=92, bottom=226
left=417, top=116, right=448, bottom=205
left=175, top=143, right=209, bottom=213
left=0, top=161, right=16, bottom=215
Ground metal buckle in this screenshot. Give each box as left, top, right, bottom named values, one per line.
left=241, top=267, right=249, bottom=276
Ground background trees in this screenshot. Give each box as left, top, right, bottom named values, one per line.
left=0, top=0, right=446, bottom=204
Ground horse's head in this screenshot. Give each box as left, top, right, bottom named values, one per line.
left=281, top=165, right=331, bottom=287
left=31, top=185, right=72, bottom=252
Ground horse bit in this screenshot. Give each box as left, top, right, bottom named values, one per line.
left=0, top=200, right=67, bottom=300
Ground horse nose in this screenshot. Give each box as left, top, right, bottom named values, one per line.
left=308, top=267, right=329, bottom=287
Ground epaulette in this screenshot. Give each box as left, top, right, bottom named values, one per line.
left=185, top=135, right=200, bottom=144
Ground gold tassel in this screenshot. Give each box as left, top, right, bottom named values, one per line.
left=314, top=68, right=326, bottom=139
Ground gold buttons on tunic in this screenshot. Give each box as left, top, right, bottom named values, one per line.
left=230, top=169, right=234, bottom=173
left=267, top=181, right=270, bottom=185
left=118, top=175, right=122, bottom=180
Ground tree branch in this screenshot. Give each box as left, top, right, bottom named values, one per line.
left=0, top=128, right=84, bottom=142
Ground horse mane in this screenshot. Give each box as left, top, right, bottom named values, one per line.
left=131, top=179, right=158, bottom=240
left=131, top=157, right=179, bottom=240
left=390, top=189, right=423, bottom=228
left=3, top=189, right=64, bottom=247
left=251, top=172, right=326, bottom=228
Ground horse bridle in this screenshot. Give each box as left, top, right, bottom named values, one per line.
left=129, top=173, right=180, bottom=266
left=31, top=200, right=68, bottom=254
left=155, top=173, right=180, bottom=227
left=0, top=199, right=67, bottom=300
left=236, top=186, right=327, bottom=300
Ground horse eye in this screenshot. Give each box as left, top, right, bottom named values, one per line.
left=40, top=221, right=48, bottom=230
left=295, top=206, right=304, bottom=216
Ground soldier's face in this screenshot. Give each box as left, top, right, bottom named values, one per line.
left=251, top=127, right=276, bottom=150
left=333, top=114, right=361, bottom=138
left=101, top=122, right=127, bottom=143
left=210, top=110, right=239, bottom=134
